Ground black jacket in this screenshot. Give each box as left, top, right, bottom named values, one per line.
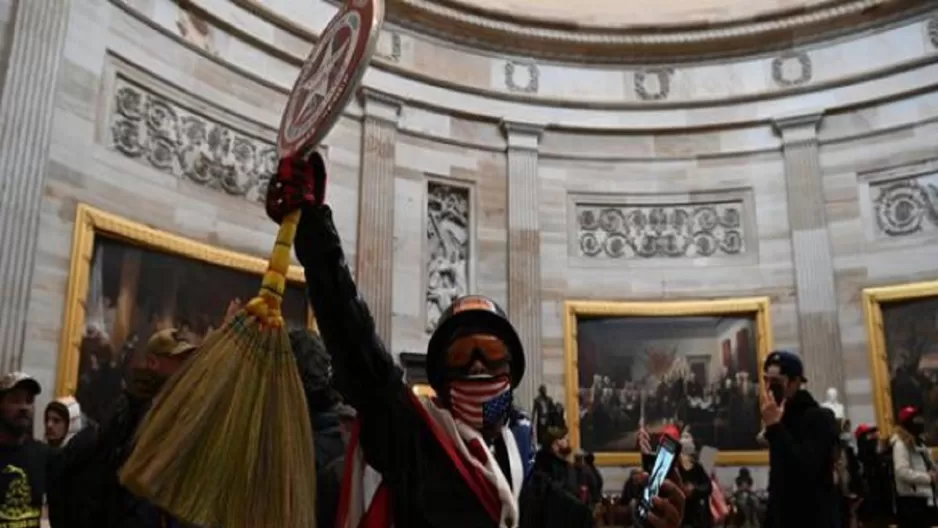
left=312, top=410, right=346, bottom=528
left=764, top=389, right=840, bottom=528
left=520, top=451, right=593, bottom=528
left=49, top=393, right=196, bottom=528
left=295, top=205, right=582, bottom=528
left=678, top=461, right=713, bottom=528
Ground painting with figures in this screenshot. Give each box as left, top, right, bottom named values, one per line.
left=425, top=180, right=471, bottom=331
left=75, top=235, right=309, bottom=425
left=576, top=315, right=762, bottom=454
left=881, top=296, right=938, bottom=445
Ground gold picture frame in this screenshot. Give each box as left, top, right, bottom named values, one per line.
left=564, top=297, right=773, bottom=467
left=56, top=204, right=313, bottom=398
left=862, top=280, right=938, bottom=441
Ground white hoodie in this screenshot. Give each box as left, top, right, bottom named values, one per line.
left=47, top=396, right=85, bottom=446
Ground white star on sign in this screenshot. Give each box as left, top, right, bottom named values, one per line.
left=294, top=34, right=352, bottom=121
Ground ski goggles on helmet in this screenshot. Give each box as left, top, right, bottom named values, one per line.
left=444, top=334, right=510, bottom=368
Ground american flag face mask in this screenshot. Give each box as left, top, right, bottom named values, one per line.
left=449, top=374, right=512, bottom=430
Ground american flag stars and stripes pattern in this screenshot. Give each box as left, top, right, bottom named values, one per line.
left=450, top=376, right=511, bottom=430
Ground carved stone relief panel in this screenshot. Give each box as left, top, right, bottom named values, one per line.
left=108, top=76, right=278, bottom=204
left=426, top=180, right=471, bottom=332
left=574, top=200, right=747, bottom=259
left=870, top=171, right=938, bottom=238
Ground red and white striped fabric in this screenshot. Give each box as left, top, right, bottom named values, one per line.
left=336, top=419, right=392, bottom=528
left=336, top=392, right=521, bottom=528
left=449, top=376, right=510, bottom=430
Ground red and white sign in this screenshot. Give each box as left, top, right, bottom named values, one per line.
left=278, top=0, right=383, bottom=158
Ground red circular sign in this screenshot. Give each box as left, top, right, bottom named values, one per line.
left=278, top=0, right=383, bottom=158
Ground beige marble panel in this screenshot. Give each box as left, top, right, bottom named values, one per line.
left=392, top=134, right=508, bottom=357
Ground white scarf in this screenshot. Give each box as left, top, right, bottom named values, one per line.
left=421, top=397, right=522, bottom=528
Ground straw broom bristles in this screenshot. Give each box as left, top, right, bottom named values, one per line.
left=119, top=210, right=317, bottom=528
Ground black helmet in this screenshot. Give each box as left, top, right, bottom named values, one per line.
left=426, top=295, right=525, bottom=394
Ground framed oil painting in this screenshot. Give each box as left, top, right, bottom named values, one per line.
left=56, top=204, right=312, bottom=424
left=564, top=298, right=773, bottom=466
left=864, top=281, right=938, bottom=445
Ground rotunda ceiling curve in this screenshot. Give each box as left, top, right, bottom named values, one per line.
left=386, top=0, right=931, bottom=61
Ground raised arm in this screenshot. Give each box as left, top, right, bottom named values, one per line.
left=265, top=153, right=406, bottom=417
left=293, top=204, right=405, bottom=412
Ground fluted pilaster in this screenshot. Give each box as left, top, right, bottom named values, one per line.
left=774, top=113, right=845, bottom=398
left=0, top=0, right=70, bottom=372
left=356, top=89, right=401, bottom=345
left=502, top=121, right=544, bottom=412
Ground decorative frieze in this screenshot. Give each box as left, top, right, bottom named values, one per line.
left=871, top=172, right=938, bottom=238
left=425, top=181, right=471, bottom=332
left=109, top=77, right=278, bottom=204
left=575, top=202, right=746, bottom=259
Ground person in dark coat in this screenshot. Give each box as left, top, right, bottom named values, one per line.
left=854, top=424, right=893, bottom=528
left=269, top=152, right=687, bottom=528
left=760, top=350, right=840, bottom=528
left=677, top=435, right=713, bottom=528
left=50, top=329, right=201, bottom=528
left=288, top=328, right=351, bottom=528
left=584, top=452, right=604, bottom=504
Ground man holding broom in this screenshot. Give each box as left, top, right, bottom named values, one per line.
left=266, top=151, right=687, bottom=528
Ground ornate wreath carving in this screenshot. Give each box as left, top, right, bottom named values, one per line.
left=872, top=179, right=938, bottom=237
left=577, top=203, right=744, bottom=259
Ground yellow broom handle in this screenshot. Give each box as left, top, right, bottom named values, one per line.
left=245, top=210, right=301, bottom=327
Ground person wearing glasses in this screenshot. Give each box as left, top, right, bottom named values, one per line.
left=267, top=152, right=686, bottom=528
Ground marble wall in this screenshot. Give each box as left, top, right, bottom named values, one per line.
left=0, top=0, right=937, bottom=491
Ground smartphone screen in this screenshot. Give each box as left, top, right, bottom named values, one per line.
left=636, top=436, right=680, bottom=524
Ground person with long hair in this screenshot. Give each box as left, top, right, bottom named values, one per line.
left=891, top=406, right=938, bottom=528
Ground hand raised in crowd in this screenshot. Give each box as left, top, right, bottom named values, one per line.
left=224, top=298, right=243, bottom=323
left=631, top=468, right=686, bottom=528
left=760, top=384, right=785, bottom=427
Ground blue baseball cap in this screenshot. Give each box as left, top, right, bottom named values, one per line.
left=763, top=350, right=806, bottom=381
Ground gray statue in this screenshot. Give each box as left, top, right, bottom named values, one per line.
left=532, top=384, right=554, bottom=447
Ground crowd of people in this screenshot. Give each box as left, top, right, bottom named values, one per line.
left=0, top=152, right=688, bottom=528
left=2, top=151, right=936, bottom=528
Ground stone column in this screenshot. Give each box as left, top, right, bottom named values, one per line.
left=0, top=0, right=70, bottom=371
left=502, top=121, right=544, bottom=412
left=773, top=113, right=845, bottom=397
left=356, top=89, right=400, bottom=345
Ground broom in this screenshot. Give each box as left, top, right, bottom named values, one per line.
left=118, top=208, right=317, bottom=528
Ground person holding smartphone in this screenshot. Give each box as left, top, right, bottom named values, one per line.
left=761, top=350, right=841, bottom=528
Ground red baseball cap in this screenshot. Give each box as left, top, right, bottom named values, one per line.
left=898, top=406, right=920, bottom=424
left=854, top=423, right=877, bottom=439
left=662, top=425, right=681, bottom=440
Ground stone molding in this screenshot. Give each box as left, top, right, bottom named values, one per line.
left=500, top=120, right=544, bottom=151
left=168, top=0, right=938, bottom=110
left=387, top=0, right=926, bottom=62
left=100, top=6, right=938, bottom=163
left=359, top=88, right=403, bottom=126
left=773, top=112, right=824, bottom=145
